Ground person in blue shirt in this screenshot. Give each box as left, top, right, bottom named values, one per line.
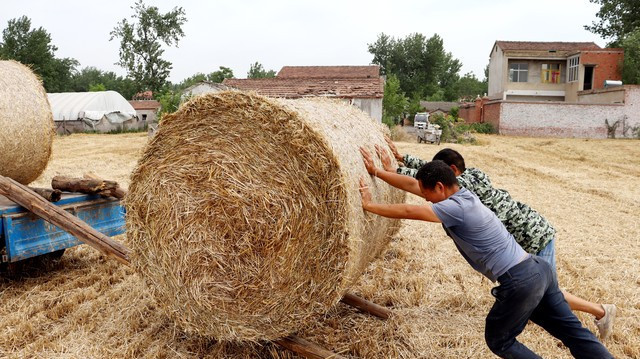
left=358, top=149, right=612, bottom=358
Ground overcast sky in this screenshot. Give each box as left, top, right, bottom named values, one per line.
left=1, top=0, right=607, bottom=83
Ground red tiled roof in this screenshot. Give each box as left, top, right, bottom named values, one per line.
left=277, top=65, right=380, bottom=79
left=495, top=41, right=601, bottom=52
left=222, top=77, right=384, bottom=98
left=129, top=100, right=161, bottom=110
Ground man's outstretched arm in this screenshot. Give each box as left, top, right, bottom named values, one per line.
left=359, top=178, right=441, bottom=222
left=360, top=147, right=423, bottom=197
left=384, top=135, right=426, bottom=171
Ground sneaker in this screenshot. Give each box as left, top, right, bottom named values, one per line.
left=594, top=304, right=617, bottom=340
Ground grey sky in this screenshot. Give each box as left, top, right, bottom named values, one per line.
left=1, top=0, right=607, bottom=83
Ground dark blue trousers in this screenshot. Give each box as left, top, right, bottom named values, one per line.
left=485, top=256, right=613, bottom=359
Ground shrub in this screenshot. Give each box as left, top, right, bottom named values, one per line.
left=430, top=114, right=494, bottom=144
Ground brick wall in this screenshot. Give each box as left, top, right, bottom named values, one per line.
left=499, top=102, right=621, bottom=137
left=483, top=102, right=502, bottom=131
left=580, top=50, right=624, bottom=90
left=454, top=86, right=640, bottom=138
left=458, top=98, right=486, bottom=124
left=497, top=86, right=640, bottom=138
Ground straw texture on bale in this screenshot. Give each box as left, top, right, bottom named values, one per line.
left=126, top=91, right=405, bottom=341
left=0, top=60, right=54, bottom=184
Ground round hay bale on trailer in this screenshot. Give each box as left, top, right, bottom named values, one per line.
left=0, top=60, right=54, bottom=184
left=126, top=91, right=404, bottom=341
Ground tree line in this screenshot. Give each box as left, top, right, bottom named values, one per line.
left=0, top=0, right=637, bottom=122
left=0, top=1, right=276, bottom=101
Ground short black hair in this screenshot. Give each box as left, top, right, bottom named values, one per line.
left=432, top=148, right=466, bottom=172
left=416, top=160, right=459, bottom=190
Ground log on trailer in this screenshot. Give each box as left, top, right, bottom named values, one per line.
left=29, top=187, right=62, bottom=202
left=83, top=172, right=126, bottom=199
left=52, top=176, right=123, bottom=199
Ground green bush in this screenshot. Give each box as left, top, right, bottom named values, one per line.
left=430, top=114, right=494, bottom=144
left=469, top=122, right=495, bottom=134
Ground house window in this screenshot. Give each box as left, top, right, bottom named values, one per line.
left=509, top=63, right=528, bottom=82
left=568, top=56, right=579, bottom=82
left=541, top=64, right=562, bottom=84
left=142, top=114, right=148, bottom=121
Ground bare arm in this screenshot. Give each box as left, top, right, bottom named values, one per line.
left=360, top=147, right=423, bottom=197
left=359, top=178, right=441, bottom=222
left=375, top=169, right=423, bottom=197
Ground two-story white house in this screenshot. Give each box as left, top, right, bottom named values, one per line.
left=488, top=41, right=623, bottom=102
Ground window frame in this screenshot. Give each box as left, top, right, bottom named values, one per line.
left=541, top=63, right=562, bottom=84
left=568, top=56, right=580, bottom=83
left=509, top=63, right=529, bottom=83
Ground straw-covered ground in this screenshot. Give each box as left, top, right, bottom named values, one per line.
left=1, top=132, right=638, bottom=358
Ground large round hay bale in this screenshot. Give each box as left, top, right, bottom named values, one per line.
left=126, top=91, right=405, bottom=341
left=0, top=60, right=54, bottom=184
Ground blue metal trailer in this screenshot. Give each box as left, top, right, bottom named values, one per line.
left=0, top=193, right=125, bottom=263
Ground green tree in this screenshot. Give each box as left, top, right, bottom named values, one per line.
left=585, top=0, right=640, bottom=45
left=156, top=88, right=183, bottom=120
left=208, top=66, right=234, bottom=83
left=368, top=33, right=462, bottom=101
left=621, top=28, right=640, bottom=84
left=89, top=83, right=107, bottom=92
left=407, top=94, right=423, bottom=119
left=0, top=16, right=78, bottom=92
left=71, top=67, right=137, bottom=99
left=247, top=61, right=276, bottom=78
left=110, top=0, right=187, bottom=94
left=176, top=66, right=234, bottom=90
left=382, top=74, right=408, bottom=126
left=453, top=72, right=487, bottom=101
left=178, top=73, right=207, bottom=89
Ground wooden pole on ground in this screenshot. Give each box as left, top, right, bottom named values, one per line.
left=0, top=175, right=130, bottom=265
left=274, top=335, right=346, bottom=359
left=52, top=175, right=124, bottom=199
left=341, top=292, right=391, bottom=320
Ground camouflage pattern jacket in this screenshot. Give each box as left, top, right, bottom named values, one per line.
left=398, top=154, right=555, bottom=254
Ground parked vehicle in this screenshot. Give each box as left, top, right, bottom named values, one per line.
left=417, top=123, right=442, bottom=145
left=413, top=112, right=428, bottom=129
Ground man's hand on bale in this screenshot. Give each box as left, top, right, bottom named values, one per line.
left=384, top=135, right=404, bottom=162
left=359, top=147, right=378, bottom=176
left=358, top=177, right=372, bottom=209
left=375, top=144, right=396, bottom=172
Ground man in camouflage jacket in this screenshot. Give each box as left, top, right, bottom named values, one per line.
left=378, top=139, right=616, bottom=340
left=398, top=153, right=553, bottom=255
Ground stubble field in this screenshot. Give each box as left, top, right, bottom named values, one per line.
left=1, top=132, right=638, bottom=358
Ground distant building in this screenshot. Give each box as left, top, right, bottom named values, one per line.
left=181, top=82, right=231, bottom=99
left=129, top=99, right=161, bottom=124
left=277, top=65, right=380, bottom=79
left=419, top=101, right=460, bottom=120
left=222, top=65, right=384, bottom=122
left=488, top=41, right=624, bottom=102
left=48, top=91, right=140, bottom=134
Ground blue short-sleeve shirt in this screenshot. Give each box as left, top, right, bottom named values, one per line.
left=432, top=188, right=527, bottom=281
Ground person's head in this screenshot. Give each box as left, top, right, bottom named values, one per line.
left=432, top=148, right=466, bottom=175
left=416, top=160, right=459, bottom=203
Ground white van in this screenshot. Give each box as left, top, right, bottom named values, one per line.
left=413, top=112, right=428, bottom=129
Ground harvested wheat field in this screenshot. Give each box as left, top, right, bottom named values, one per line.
left=1, top=132, right=638, bottom=358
